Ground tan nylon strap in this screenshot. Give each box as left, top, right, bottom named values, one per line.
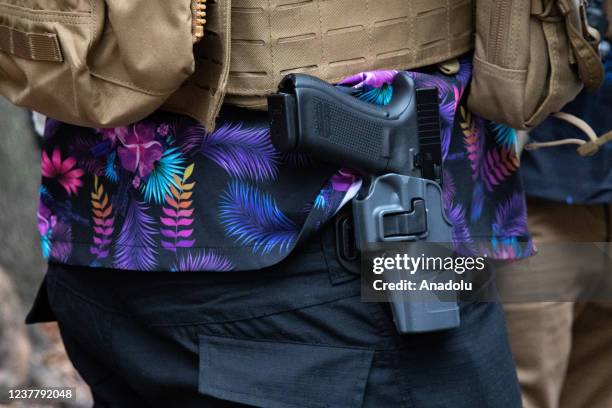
left=554, top=111, right=598, bottom=141
left=557, top=0, right=604, bottom=91
left=525, top=112, right=612, bottom=156
left=531, top=0, right=557, bottom=19
left=0, top=24, right=63, bottom=62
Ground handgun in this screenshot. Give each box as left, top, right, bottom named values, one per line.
left=268, top=72, right=460, bottom=333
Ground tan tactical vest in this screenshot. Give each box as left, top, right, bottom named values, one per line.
left=165, top=0, right=475, bottom=130
left=0, top=0, right=473, bottom=131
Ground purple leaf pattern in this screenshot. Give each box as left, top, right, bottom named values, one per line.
left=50, top=221, right=72, bottom=263
left=446, top=203, right=475, bottom=256
left=160, top=163, right=196, bottom=252
left=220, top=181, right=298, bottom=254
left=114, top=198, right=158, bottom=271
left=492, top=193, right=529, bottom=239
left=173, top=250, right=233, bottom=272
left=200, top=122, right=279, bottom=181
left=68, top=135, right=107, bottom=176
left=171, top=119, right=205, bottom=156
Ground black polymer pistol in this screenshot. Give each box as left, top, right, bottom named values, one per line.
left=267, top=73, right=460, bottom=333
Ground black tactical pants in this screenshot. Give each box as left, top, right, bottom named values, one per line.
left=28, top=225, right=521, bottom=407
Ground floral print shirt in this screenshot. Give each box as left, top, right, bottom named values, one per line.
left=38, top=60, right=534, bottom=271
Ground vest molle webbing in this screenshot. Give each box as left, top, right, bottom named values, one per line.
left=164, top=0, right=475, bottom=130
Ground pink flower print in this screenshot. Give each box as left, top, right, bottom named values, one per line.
left=116, top=123, right=163, bottom=178
left=41, top=148, right=84, bottom=196
left=338, top=70, right=399, bottom=89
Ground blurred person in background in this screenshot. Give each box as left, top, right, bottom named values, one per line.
left=503, top=2, right=612, bottom=407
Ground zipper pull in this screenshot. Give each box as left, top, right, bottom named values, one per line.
left=192, top=0, right=207, bottom=43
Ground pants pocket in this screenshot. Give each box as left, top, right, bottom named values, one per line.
left=198, top=335, right=374, bottom=408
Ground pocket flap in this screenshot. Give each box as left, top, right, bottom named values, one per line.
left=199, top=335, right=374, bottom=408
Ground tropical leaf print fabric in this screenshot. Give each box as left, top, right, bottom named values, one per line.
left=38, top=60, right=533, bottom=271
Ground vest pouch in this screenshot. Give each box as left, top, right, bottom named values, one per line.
left=468, top=0, right=604, bottom=130
left=0, top=0, right=196, bottom=128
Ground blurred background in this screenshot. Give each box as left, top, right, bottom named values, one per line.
left=0, top=97, right=92, bottom=407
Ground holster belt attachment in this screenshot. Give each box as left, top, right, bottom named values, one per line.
left=268, top=73, right=459, bottom=334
